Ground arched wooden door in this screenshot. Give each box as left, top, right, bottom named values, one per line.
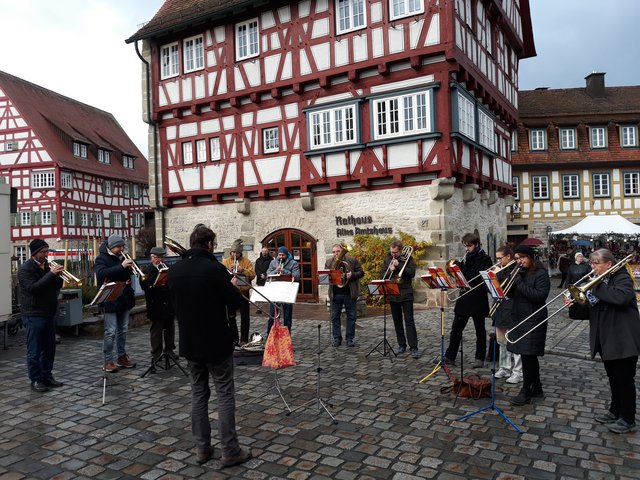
left=262, top=229, right=318, bottom=302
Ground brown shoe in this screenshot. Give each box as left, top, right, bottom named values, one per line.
left=103, top=362, right=118, bottom=373
left=116, top=354, right=136, bottom=369
left=196, top=447, right=213, bottom=465
left=221, top=448, right=252, bottom=468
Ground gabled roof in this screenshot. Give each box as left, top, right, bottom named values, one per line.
left=127, top=0, right=254, bottom=43
left=0, top=70, right=147, bottom=183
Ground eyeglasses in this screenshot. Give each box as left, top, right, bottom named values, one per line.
left=496, top=256, right=504, bottom=260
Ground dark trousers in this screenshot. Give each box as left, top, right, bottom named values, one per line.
left=23, top=315, right=56, bottom=382
left=229, top=301, right=250, bottom=343
left=445, top=314, right=487, bottom=362
left=330, top=290, right=357, bottom=342
left=150, top=315, right=176, bottom=360
left=390, top=300, right=417, bottom=349
left=603, top=356, right=637, bottom=424
left=267, top=303, right=292, bottom=335
left=521, top=354, right=541, bottom=395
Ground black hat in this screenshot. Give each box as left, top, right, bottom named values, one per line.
left=150, top=247, right=166, bottom=256
left=29, top=239, right=49, bottom=256
left=514, top=244, right=535, bottom=258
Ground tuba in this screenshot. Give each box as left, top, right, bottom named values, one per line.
left=331, top=244, right=353, bottom=288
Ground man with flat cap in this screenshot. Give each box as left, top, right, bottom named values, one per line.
left=141, top=246, right=176, bottom=365
left=222, top=239, right=255, bottom=345
left=18, top=238, right=65, bottom=392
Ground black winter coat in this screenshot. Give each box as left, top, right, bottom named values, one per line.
left=93, top=241, right=135, bottom=314
left=168, top=248, right=244, bottom=364
left=18, top=259, right=63, bottom=317
left=566, top=261, right=592, bottom=286
left=140, top=263, right=174, bottom=321
left=492, top=264, right=516, bottom=329
left=453, top=249, right=493, bottom=317
left=507, top=265, right=550, bottom=356
left=588, top=269, right=640, bottom=361
left=255, top=253, right=273, bottom=286
left=379, top=254, right=416, bottom=302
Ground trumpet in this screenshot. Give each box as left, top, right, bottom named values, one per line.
left=122, top=252, right=148, bottom=281
left=47, top=259, right=83, bottom=286
left=382, top=246, right=413, bottom=281
left=164, top=235, right=187, bottom=256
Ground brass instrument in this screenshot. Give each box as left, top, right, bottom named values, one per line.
left=567, top=253, right=634, bottom=304
left=505, top=269, right=595, bottom=344
left=155, top=262, right=168, bottom=272
left=447, top=260, right=515, bottom=302
left=122, top=252, right=148, bottom=281
left=331, top=244, right=353, bottom=288
left=488, top=265, right=521, bottom=317
left=47, top=259, right=83, bottom=286
left=164, top=236, right=187, bottom=256
left=382, top=246, right=413, bottom=281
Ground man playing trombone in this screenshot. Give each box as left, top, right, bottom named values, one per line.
left=222, top=239, right=256, bottom=346
left=380, top=239, right=420, bottom=359
left=444, top=233, right=493, bottom=368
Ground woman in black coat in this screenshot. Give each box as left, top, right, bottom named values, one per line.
left=566, top=252, right=592, bottom=320
left=588, top=249, right=640, bottom=434
left=508, top=244, right=550, bottom=406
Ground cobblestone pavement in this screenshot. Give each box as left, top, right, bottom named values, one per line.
left=1, top=286, right=639, bottom=480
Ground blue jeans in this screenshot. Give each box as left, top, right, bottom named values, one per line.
left=330, top=290, right=357, bottom=342
left=267, top=303, right=292, bottom=334
left=23, top=315, right=56, bottom=382
left=188, top=355, right=240, bottom=457
left=103, top=309, right=130, bottom=363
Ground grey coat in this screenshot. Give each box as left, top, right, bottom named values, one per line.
left=507, top=265, right=551, bottom=356
left=588, top=269, right=640, bottom=361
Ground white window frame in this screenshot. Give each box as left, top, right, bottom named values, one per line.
left=184, top=35, right=204, bottom=73
left=196, top=139, right=207, bottom=163
left=560, top=128, right=576, bottom=150
left=623, top=172, right=640, bottom=196
left=389, top=0, right=424, bottom=20
left=182, top=142, right=193, bottom=165
left=372, top=90, right=432, bottom=140
left=103, top=180, right=113, bottom=197
left=210, top=137, right=221, bottom=161
left=562, top=174, right=580, bottom=199
left=31, top=171, right=55, bottom=189
left=64, top=210, right=75, bottom=226
left=4, top=141, right=19, bottom=151
left=530, top=129, right=546, bottom=151
left=621, top=125, right=638, bottom=147
left=80, top=212, right=89, bottom=227
left=457, top=92, right=475, bottom=140
left=122, top=155, right=134, bottom=169
left=336, top=0, right=366, bottom=35
left=511, top=130, right=517, bottom=152
left=60, top=171, right=73, bottom=189
left=235, top=19, right=259, bottom=61
left=161, top=42, right=179, bottom=79
left=95, top=213, right=103, bottom=227
left=98, top=149, right=111, bottom=164
left=592, top=172, right=610, bottom=197
left=113, top=213, right=123, bottom=228
left=308, top=104, right=358, bottom=150
left=41, top=211, right=52, bottom=226
left=263, top=127, right=280, bottom=153
left=477, top=108, right=495, bottom=151
left=132, top=184, right=140, bottom=198
left=532, top=175, right=549, bottom=200
left=15, top=246, right=27, bottom=264
left=123, top=183, right=131, bottom=198
left=73, top=142, right=88, bottom=158
left=590, top=126, right=607, bottom=149
left=20, top=211, right=31, bottom=226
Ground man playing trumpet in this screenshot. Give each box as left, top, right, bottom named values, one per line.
left=222, top=239, right=256, bottom=346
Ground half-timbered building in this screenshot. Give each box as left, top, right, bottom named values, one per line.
left=509, top=72, right=640, bottom=245
left=128, top=0, right=535, bottom=302
left=0, top=71, right=149, bottom=263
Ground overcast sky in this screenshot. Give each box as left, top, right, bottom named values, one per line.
left=1, top=0, right=638, bottom=157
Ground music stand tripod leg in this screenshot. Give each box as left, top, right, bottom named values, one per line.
left=419, top=288, right=449, bottom=383
left=365, top=294, right=397, bottom=360
left=271, top=369, right=292, bottom=413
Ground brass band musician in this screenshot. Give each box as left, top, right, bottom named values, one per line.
left=222, top=239, right=256, bottom=345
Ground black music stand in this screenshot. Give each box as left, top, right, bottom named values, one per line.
left=458, top=271, right=521, bottom=432
left=366, top=280, right=399, bottom=360
left=419, top=268, right=455, bottom=383
left=141, top=345, right=187, bottom=378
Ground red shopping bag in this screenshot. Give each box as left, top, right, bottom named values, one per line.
left=261, top=319, right=296, bottom=369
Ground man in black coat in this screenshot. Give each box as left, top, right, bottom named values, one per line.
left=254, top=246, right=272, bottom=287
left=168, top=225, right=252, bottom=467
left=379, top=239, right=420, bottom=359
left=18, top=239, right=64, bottom=392
left=444, top=233, right=493, bottom=368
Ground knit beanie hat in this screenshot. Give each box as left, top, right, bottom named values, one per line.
left=230, top=239, right=243, bottom=252
left=108, top=234, right=126, bottom=249
left=514, top=244, right=535, bottom=258
left=29, top=239, right=49, bottom=256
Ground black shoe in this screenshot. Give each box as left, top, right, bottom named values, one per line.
left=332, top=338, right=342, bottom=347
left=43, top=377, right=64, bottom=388
left=510, top=389, right=531, bottom=406
left=607, top=418, right=636, bottom=434
left=31, top=381, right=50, bottom=393
left=595, top=411, right=619, bottom=424
left=346, top=339, right=355, bottom=347
left=394, top=345, right=406, bottom=354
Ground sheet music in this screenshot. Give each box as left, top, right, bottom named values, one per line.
left=89, top=281, right=127, bottom=306
left=480, top=270, right=505, bottom=300
left=250, top=281, right=299, bottom=304
left=446, top=264, right=470, bottom=289
left=422, top=267, right=455, bottom=289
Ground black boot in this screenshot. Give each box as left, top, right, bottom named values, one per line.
left=530, top=383, right=545, bottom=399
left=510, top=388, right=531, bottom=406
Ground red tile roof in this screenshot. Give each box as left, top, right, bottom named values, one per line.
left=0, top=70, right=147, bottom=183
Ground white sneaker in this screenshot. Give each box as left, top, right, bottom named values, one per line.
left=506, top=372, right=523, bottom=384
left=495, top=368, right=511, bottom=379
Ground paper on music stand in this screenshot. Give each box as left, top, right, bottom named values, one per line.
left=369, top=279, right=400, bottom=296
left=153, top=270, right=168, bottom=287
left=446, top=264, right=470, bottom=289
left=90, top=281, right=127, bottom=306
left=250, top=281, right=299, bottom=304
left=480, top=270, right=505, bottom=300
left=421, top=267, right=454, bottom=289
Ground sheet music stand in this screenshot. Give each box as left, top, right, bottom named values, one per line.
left=365, top=280, right=400, bottom=360
left=318, top=268, right=346, bottom=343
left=457, top=269, right=521, bottom=433
left=250, top=280, right=299, bottom=413
left=419, top=267, right=455, bottom=383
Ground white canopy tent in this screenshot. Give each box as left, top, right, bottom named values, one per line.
left=550, top=214, right=640, bottom=236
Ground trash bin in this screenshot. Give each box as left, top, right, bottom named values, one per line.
left=56, top=289, right=83, bottom=327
